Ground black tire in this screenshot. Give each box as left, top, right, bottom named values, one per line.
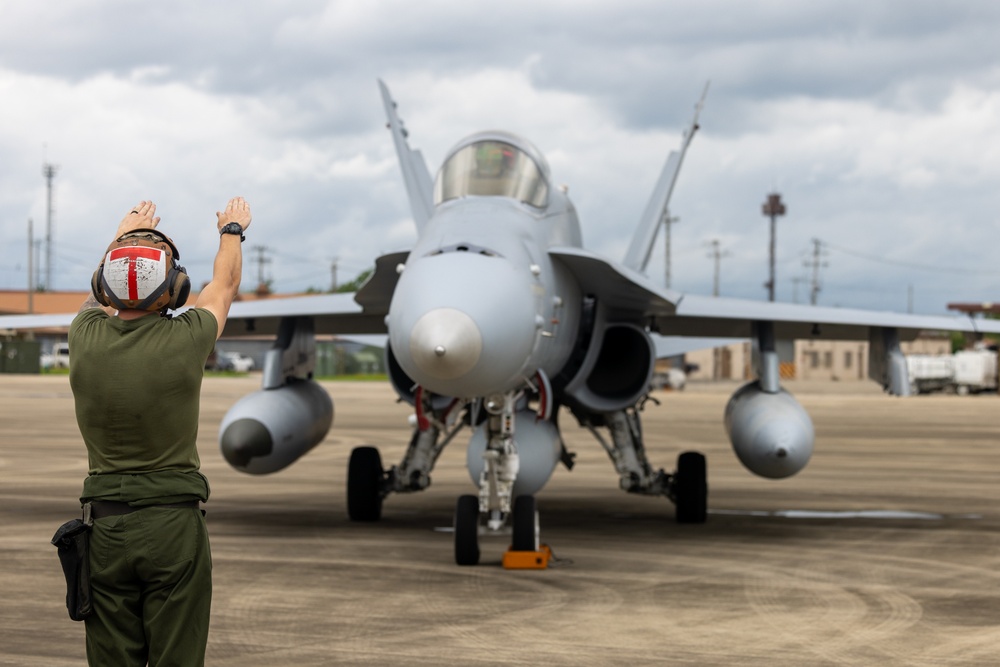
left=454, top=495, right=480, bottom=566
left=512, top=495, right=537, bottom=552
left=674, top=451, right=707, bottom=524
left=347, top=446, right=384, bottom=522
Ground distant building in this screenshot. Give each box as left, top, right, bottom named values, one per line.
left=684, top=334, right=952, bottom=383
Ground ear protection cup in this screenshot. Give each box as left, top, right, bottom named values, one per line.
left=91, top=264, right=110, bottom=307
left=167, top=264, right=191, bottom=310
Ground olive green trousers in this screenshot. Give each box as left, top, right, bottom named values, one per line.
left=84, top=507, right=212, bottom=667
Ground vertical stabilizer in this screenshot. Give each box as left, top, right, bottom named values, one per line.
left=623, top=82, right=709, bottom=272
left=378, top=80, right=435, bottom=231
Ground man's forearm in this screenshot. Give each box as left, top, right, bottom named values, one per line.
left=212, top=235, right=243, bottom=297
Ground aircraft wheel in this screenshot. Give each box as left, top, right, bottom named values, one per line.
left=454, top=495, right=480, bottom=566
left=674, top=451, right=707, bottom=524
left=347, top=446, right=383, bottom=522
left=512, top=495, right=538, bottom=551
left=956, top=384, right=970, bottom=396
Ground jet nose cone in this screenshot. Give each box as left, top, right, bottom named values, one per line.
left=388, top=250, right=539, bottom=396
left=409, top=307, right=483, bottom=380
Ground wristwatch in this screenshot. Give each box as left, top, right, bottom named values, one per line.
left=220, top=222, right=245, bottom=242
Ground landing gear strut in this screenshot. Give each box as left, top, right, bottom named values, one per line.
left=583, top=404, right=709, bottom=524
left=346, top=389, right=466, bottom=523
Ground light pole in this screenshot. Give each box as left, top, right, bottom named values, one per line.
left=761, top=192, right=786, bottom=302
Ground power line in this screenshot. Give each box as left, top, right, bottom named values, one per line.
left=819, top=239, right=1000, bottom=276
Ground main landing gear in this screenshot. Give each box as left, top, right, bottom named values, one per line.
left=346, top=389, right=466, bottom=522
left=348, top=386, right=707, bottom=568
left=673, top=451, right=707, bottom=524
left=581, top=404, right=708, bottom=524
left=347, top=446, right=384, bottom=522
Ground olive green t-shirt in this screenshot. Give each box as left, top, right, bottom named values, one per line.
left=68, top=308, right=217, bottom=502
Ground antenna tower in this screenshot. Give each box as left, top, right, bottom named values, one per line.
left=43, top=163, right=59, bottom=290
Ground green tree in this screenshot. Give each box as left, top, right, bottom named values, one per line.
left=335, top=268, right=374, bottom=293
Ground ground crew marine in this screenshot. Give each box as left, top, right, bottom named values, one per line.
left=66, top=197, right=251, bottom=666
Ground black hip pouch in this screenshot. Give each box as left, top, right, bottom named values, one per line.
left=51, top=518, right=93, bottom=621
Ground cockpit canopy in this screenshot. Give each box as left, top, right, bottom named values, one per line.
left=434, top=132, right=550, bottom=209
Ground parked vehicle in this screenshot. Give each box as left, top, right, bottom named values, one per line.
left=906, top=346, right=997, bottom=395
left=906, top=354, right=953, bottom=394
left=40, top=342, right=70, bottom=370
left=215, top=351, right=255, bottom=373
left=951, top=349, right=997, bottom=395
left=651, top=367, right=687, bottom=391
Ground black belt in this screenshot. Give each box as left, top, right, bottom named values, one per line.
left=88, top=500, right=200, bottom=520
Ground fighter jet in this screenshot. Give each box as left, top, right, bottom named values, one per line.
left=213, top=81, right=1000, bottom=565
left=5, top=81, right=999, bottom=566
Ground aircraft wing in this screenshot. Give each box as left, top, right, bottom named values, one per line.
left=220, top=292, right=386, bottom=338
left=0, top=292, right=387, bottom=339
left=665, top=294, right=1000, bottom=341
left=550, top=246, right=1000, bottom=341
left=218, top=249, right=411, bottom=337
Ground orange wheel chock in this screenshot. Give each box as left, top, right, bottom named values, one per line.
left=502, top=544, right=552, bottom=570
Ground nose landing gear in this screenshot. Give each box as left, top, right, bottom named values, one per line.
left=454, top=493, right=551, bottom=568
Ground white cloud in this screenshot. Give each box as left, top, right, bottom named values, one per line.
left=2, top=1, right=1000, bottom=315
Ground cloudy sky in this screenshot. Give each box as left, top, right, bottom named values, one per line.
left=3, top=1, right=1000, bottom=315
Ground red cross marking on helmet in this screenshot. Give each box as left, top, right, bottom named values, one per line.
left=109, top=246, right=164, bottom=300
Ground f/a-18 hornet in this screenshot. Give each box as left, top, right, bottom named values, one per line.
left=7, top=81, right=998, bottom=565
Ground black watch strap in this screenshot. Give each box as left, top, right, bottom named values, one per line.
left=220, top=222, right=245, bottom=242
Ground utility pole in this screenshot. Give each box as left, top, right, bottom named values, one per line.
left=330, top=258, right=338, bottom=292
left=806, top=238, right=828, bottom=305
left=663, top=212, right=679, bottom=289
left=27, top=219, right=34, bottom=313
left=705, top=239, right=730, bottom=297
left=251, top=245, right=272, bottom=294
left=42, top=162, right=58, bottom=291
left=35, top=238, right=44, bottom=292
left=761, top=192, right=786, bottom=302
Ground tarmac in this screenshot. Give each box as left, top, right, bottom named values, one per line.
left=1, top=374, right=998, bottom=666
